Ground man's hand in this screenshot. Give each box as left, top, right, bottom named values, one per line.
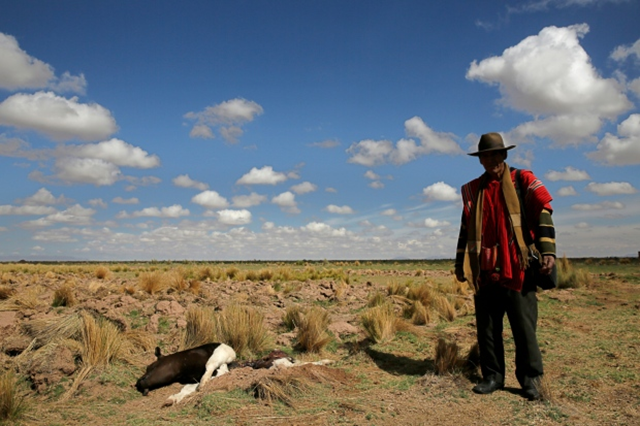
left=540, top=255, right=555, bottom=275
left=455, top=266, right=466, bottom=282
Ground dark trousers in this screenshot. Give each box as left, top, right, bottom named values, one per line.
left=474, top=279, right=543, bottom=389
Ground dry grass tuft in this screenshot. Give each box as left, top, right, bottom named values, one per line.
left=557, top=255, right=593, bottom=289
left=0, top=285, right=15, bottom=300
left=181, top=306, right=218, bottom=350
left=361, top=303, right=396, bottom=343
left=403, top=300, right=432, bottom=325
left=27, top=312, right=84, bottom=348
left=367, top=291, right=387, bottom=307
left=94, top=265, right=110, bottom=280
left=387, top=281, right=407, bottom=296
left=295, top=307, right=332, bottom=353
left=407, top=282, right=433, bottom=306
left=0, top=370, right=26, bottom=422
left=52, top=285, right=77, bottom=307
left=252, top=375, right=307, bottom=407
left=283, top=305, right=306, bottom=331
left=432, top=293, right=457, bottom=322
left=167, top=268, right=189, bottom=292
left=188, top=279, right=202, bottom=295
left=434, top=338, right=461, bottom=375
left=138, top=271, right=166, bottom=294
left=80, top=311, right=122, bottom=367
left=217, top=305, right=271, bottom=357
left=536, top=375, right=554, bottom=402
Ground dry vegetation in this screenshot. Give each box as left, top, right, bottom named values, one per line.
left=0, top=258, right=638, bottom=425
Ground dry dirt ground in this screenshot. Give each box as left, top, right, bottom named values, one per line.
left=0, top=262, right=639, bottom=426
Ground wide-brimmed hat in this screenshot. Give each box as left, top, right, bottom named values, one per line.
left=468, top=133, right=515, bottom=156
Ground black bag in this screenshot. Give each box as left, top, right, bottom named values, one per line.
left=515, top=169, right=557, bottom=290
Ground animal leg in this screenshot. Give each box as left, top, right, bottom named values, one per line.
left=163, top=383, right=198, bottom=407
left=198, top=344, right=236, bottom=389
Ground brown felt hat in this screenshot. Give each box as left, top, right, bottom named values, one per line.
left=468, top=132, right=516, bottom=156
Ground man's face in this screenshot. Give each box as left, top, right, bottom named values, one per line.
left=479, top=150, right=507, bottom=178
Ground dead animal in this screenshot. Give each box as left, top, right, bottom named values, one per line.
left=135, top=343, right=236, bottom=405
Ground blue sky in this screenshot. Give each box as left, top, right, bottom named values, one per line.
left=0, top=0, right=639, bottom=261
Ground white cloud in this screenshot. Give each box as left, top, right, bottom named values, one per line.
left=588, top=114, right=640, bottom=165
left=369, top=181, right=384, bottom=189
left=290, top=181, right=317, bottom=195
left=113, top=197, right=139, bottom=205
left=21, top=188, right=66, bottom=205
left=217, top=209, right=252, bottom=226
left=381, top=209, right=397, bottom=216
left=325, top=204, right=354, bottom=214
left=575, top=222, right=590, bottom=229
left=23, top=204, right=95, bottom=227
left=572, top=201, right=625, bottom=211
left=184, top=98, right=263, bottom=143
left=126, top=205, right=190, bottom=218
left=347, top=117, right=461, bottom=166
left=88, top=198, right=107, bottom=208
left=191, top=190, right=230, bottom=209
left=69, top=139, right=159, bottom=169
left=544, top=166, right=591, bottom=181
left=232, top=192, right=267, bottom=208
left=467, top=24, right=632, bottom=145
left=610, top=38, right=640, bottom=62
left=272, top=191, right=300, bottom=214
left=173, top=174, right=209, bottom=191
left=0, top=33, right=54, bottom=90
left=237, top=166, right=288, bottom=185
left=0, top=205, right=57, bottom=215
left=424, top=218, right=451, bottom=228
left=585, top=182, right=637, bottom=196
left=364, top=170, right=380, bottom=180
left=557, top=186, right=578, bottom=196
left=422, top=181, right=460, bottom=202
left=55, top=157, right=121, bottom=186
left=0, top=91, right=118, bottom=141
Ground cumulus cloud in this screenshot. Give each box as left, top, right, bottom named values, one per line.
left=217, top=209, right=252, bottom=226
left=124, top=205, right=190, bottom=218
left=557, top=186, right=578, bottom=196
left=184, top=98, right=263, bottom=143
left=67, top=139, right=160, bottom=169
left=325, top=204, right=354, bottom=214
left=54, top=157, right=121, bottom=186
left=610, top=38, right=640, bottom=62
left=112, top=197, right=139, bottom=205
left=20, top=188, right=67, bottom=205
left=191, top=190, right=230, bottom=210
left=381, top=209, right=397, bottom=216
left=237, top=166, right=288, bottom=185
left=290, top=181, right=317, bottom=194
left=232, top=192, right=267, bottom=208
left=572, top=201, right=624, bottom=211
left=422, top=181, right=460, bottom=202
left=347, top=117, right=462, bottom=166
left=544, top=166, right=591, bottom=181
left=585, top=181, right=637, bottom=196
left=588, top=114, right=640, bottom=165
left=467, top=24, right=632, bottom=145
left=272, top=191, right=300, bottom=214
left=424, top=218, right=451, bottom=228
left=22, top=204, right=95, bottom=227
left=173, top=174, right=209, bottom=191
left=0, top=91, right=117, bottom=141
left=0, top=33, right=54, bottom=90
left=0, top=205, right=57, bottom=215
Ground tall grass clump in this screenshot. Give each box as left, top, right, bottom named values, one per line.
left=361, top=302, right=396, bottom=343
left=94, top=265, right=110, bottom=279
left=283, top=305, right=306, bottom=331
left=217, top=305, right=271, bottom=357
left=138, top=271, right=166, bottom=294
left=557, top=255, right=592, bottom=289
left=52, top=285, right=77, bottom=307
left=434, top=338, right=461, bottom=375
left=0, top=285, right=15, bottom=300
left=295, top=307, right=332, bottom=353
left=402, top=300, right=432, bottom=325
left=181, top=306, right=218, bottom=350
left=0, top=370, right=26, bottom=422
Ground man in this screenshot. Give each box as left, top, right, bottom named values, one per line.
left=454, top=133, right=556, bottom=401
